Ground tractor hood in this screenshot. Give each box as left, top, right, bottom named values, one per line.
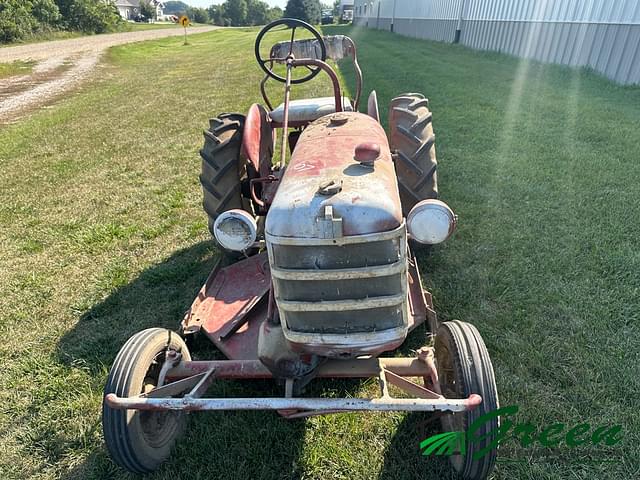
left=266, top=112, right=403, bottom=238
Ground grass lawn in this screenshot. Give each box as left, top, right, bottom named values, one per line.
left=0, top=30, right=84, bottom=47
left=0, top=60, right=35, bottom=78
left=121, top=22, right=183, bottom=31
left=1, top=25, right=639, bottom=480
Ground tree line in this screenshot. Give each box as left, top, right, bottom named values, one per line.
left=0, top=0, right=122, bottom=43
left=165, top=0, right=325, bottom=27
left=0, top=0, right=332, bottom=44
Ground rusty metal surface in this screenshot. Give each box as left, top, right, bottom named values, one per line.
left=106, top=353, right=486, bottom=415
left=142, top=373, right=207, bottom=398
left=105, top=392, right=482, bottom=412
left=407, top=255, right=428, bottom=332
left=267, top=223, right=409, bottom=357
left=265, top=112, right=402, bottom=238
left=260, top=74, right=274, bottom=110
left=418, top=346, right=442, bottom=395
left=269, top=96, right=353, bottom=125
left=107, top=354, right=480, bottom=414
left=167, top=359, right=272, bottom=380
left=166, top=356, right=434, bottom=380
left=367, top=90, right=380, bottom=122
left=170, top=357, right=425, bottom=379
left=382, top=368, right=441, bottom=400
left=282, top=323, right=407, bottom=357
left=184, top=368, right=216, bottom=399
left=271, top=35, right=350, bottom=62
left=291, top=58, right=344, bottom=114
left=182, top=253, right=270, bottom=360
left=408, top=253, right=438, bottom=333
left=106, top=351, right=480, bottom=414
left=270, top=35, right=362, bottom=108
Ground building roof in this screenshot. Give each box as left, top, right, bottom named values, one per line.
left=114, top=0, right=138, bottom=7
left=114, top=0, right=163, bottom=7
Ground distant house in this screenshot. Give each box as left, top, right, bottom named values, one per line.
left=114, top=0, right=165, bottom=21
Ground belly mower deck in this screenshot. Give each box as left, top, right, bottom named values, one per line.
left=105, top=253, right=481, bottom=418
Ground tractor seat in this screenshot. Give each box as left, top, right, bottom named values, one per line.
left=270, top=96, right=353, bottom=124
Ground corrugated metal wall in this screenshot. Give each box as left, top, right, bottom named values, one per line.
left=352, top=0, right=640, bottom=84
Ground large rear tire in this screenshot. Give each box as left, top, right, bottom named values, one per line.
left=389, top=93, right=438, bottom=216
left=200, top=113, right=253, bottom=247
left=435, top=320, right=499, bottom=480
left=102, top=328, right=191, bottom=474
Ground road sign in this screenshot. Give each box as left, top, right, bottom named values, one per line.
left=179, top=16, right=190, bottom=45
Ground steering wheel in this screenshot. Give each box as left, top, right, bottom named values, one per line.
left=254, top=18, right=327, bottom=84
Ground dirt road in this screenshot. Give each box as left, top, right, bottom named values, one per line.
left=0, top=26, right=218, bottom=123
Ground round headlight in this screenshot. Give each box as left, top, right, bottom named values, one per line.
left=213, top=209, right=257, bottom=251
left=407, top=199, right=457, bottom=244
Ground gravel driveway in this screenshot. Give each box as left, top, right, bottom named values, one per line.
left=0, top=26, right=218, bottom=123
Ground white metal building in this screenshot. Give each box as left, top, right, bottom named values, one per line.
left=353, top=0, right=640, bottom=85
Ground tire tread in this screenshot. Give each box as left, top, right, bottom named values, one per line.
left=389, top=93, right=438, bottom=215
left=436, top=321, right=499, bottom=480
left=103, top=328, right=190, bottom=474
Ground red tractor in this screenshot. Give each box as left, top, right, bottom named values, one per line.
left=102, top=19, right=500, bottom=479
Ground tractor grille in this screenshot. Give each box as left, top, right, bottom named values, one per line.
left=266, top=226, right=408, bottom=335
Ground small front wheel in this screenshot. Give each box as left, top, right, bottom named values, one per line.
left=435, top=320, right=499, bottom=480
left=102, top=328, right=191, bottom=473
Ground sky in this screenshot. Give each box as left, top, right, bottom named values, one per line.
left=185, top=0, right=288, bottom=8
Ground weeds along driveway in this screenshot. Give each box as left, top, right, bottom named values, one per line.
left=1, top=26, right=640, bottom=479
left=0, top=26, right=218, bottom=122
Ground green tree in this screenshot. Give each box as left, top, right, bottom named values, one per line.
left=331, top=0, right=339, bottom=17
left=55, top=0, right=121, bottom=33
left=266, top=6, right=282, bottom=23
left=207, top=4, right=223, bottom=25
left=245, top=0, right=268, bottom=25
left=206, top=0, right=280, bottom=27
left=224, top=0, right=246, bottom=26
left=284, top=0, right=320, bottom=24
left=31, top=0, right=61, bottom=26
left=139, top=0, right=155, bottom=20
left=0, top=0, right=60, bottom=42
left=186, top=6, right=208, bottom=24
left=0, top=0, right=37, bottom=42
left=162, top=0, right=189, bottom=15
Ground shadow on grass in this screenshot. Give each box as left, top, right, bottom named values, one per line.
left=56, top=241, right=309, bottom=479
left=54, top=239, right=453, bottom=479
left=379, top=412, right=458, bottom=480
left=58, top=241, right=219, bottom=374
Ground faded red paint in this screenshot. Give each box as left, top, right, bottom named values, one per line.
left=266, top=112, right=403, bottom=237
left=354, top=142, right=381, bottom=165
left=285, top=113, right=391, bottom=177
left=182, top=253, right=270, bottom=360
left=241, top=103, right=273, bottom=177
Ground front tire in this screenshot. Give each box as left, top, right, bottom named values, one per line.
left=102, top=328, right=191, bottom=474
left=435, top=321, right=499, bottom=480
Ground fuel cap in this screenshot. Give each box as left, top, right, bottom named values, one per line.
left=329, top=113, right=349, bottom=126
left=354, top=142, right=381, bottom=167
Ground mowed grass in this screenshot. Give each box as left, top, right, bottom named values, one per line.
left=0, top=60, right=35, bottom=78
left=0, top=25, right=639, bottom=480
left=121, top=22, right=184, bottom=32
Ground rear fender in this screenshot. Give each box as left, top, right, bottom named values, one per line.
left=241, top=103, right=274, bottom=178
